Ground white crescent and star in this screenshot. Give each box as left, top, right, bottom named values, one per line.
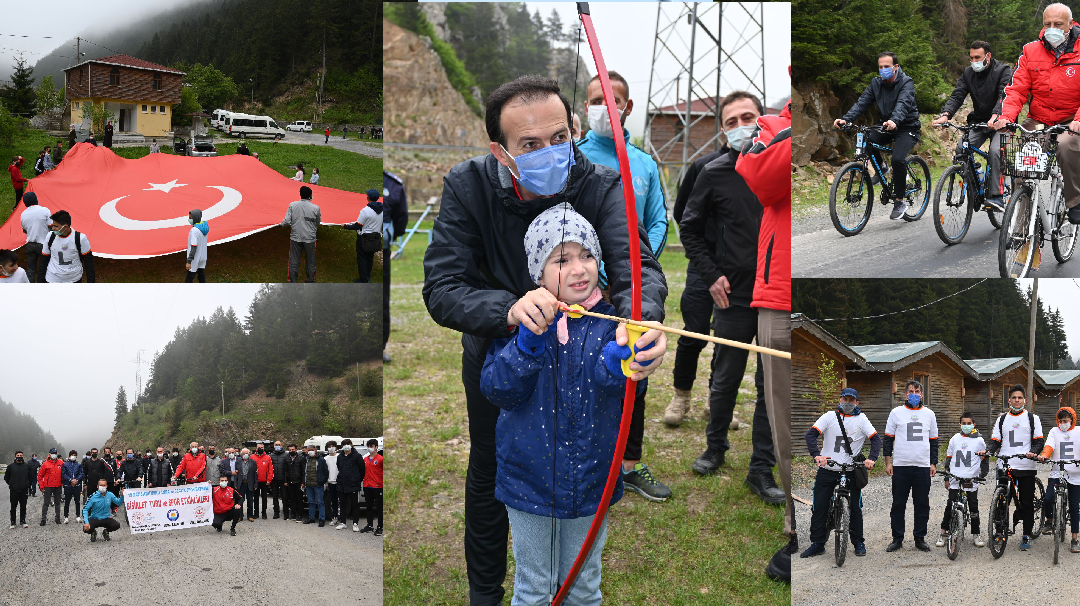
left=99, top=182, right=242, bottom=231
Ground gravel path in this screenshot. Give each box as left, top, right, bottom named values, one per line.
left=792, top=469, right=1077, bottom=605
left=248, top=131, right=383, bottom=158
left=0, top=488, right=381, bottom=606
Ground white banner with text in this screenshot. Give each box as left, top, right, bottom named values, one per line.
left=123, top=483, right=213, bottom=534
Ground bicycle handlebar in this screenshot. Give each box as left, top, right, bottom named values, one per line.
left=1000, top=122, right=1080, bottom=137
left=837, top=123, right=889, bottom=134
left=823, top=457, right=863, bottom=471
left=937, top=121, right=991, bottom=132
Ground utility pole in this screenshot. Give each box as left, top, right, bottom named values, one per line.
left=1028, top=278, right=1038, bottom=409
left=320, top=25, right=327, bottom=99
left=221, top=381, right=225, bottom=416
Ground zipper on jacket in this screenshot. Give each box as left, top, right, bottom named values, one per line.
left=764, top=235, right=774, bottom=284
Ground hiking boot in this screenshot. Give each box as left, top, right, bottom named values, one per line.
left=102, top=530, right=110, bottom=541
left=90, top=529, right=97, bottom=542
left=745, top=471, right=786, bottom=505
left=935, top=532, right=948, bottom=547
left=973, top=534, right=985, bottom=547
left=622, top=463, right=672, bottom=502
left=691, top=449, right=724, bottom=476
left=890, top=199, right=909, bottom=220
left=663, top=389, right=692, bottom=427
left=885, top=540, right=903, bottom=552
left=799, top=542, right=825, bottom=558
left=914, top=538, right=930, bottom=552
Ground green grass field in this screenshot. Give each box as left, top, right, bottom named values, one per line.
left=2, top=129, right=382, bottom=282
left=384, top=223, right=788, bottom=605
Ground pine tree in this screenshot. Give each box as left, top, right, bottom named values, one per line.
left=1, top=55, right=37, bottom=117
left=115, top=386, right=128, bottom=423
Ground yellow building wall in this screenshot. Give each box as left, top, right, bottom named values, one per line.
left=69, top=97, right=174, bottom=137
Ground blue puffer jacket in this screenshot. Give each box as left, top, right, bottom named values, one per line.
left=61, top=460, right=84, bottom=486
left=481, top=299, right=627, bottom=519
left=82, top=490, right=123, bottom=521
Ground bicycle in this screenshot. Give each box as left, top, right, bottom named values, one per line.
left=987, top=453, right=1047, bottom=558
left=821, top=458, right=862, bottom=567
left=1044, top=459, right=1080, bottom=565
left=997, top=122, right=1080, bottom=277
left=938, top=470, right=985, bottom=560
left=932, top=122, right=1012, bottom=244
left=828, top=124, right=931, bottom=236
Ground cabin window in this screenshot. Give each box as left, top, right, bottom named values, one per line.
left=160, top=106, right=166, bottom=114
left=141, top=105, right=148, bottom=113
left=152, top=73, right=162, bottom=91
left=150, top=106, right=156, bottom=114
left=109, top=67, right=120, bottom=86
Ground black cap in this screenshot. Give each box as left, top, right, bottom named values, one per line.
left=22, top=192, right=37, bottom=206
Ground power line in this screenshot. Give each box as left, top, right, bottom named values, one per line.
left=0, top=34, right=56, bottom=39
left=77, top=37, right=126, bottom=58
left=811, top=278, right=990, bottom=322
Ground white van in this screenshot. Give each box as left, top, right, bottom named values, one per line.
left=286, top=121, right=312, bottom=132
left=211, top=109, right=231, bottom=131
left=224, top=112, right=286, bottom=139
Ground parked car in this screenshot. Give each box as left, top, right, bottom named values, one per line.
left=188, top=134, right=217, bottom=157
left=286, top=121, right=312, bottom=132
left=173, top=135, right=189, bottom=155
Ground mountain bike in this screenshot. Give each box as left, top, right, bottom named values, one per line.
left=938, top=471, right=985, bottom=560
left=822, top=458, right=861, bottom=567
left=932, top=122, right=1012, bottom=244
left=997, top=122, right=1079, bottom=277
left=1046, top=459, right=1080, bottom=565
left=828, top=124, right=931, bottom=236
left=987, top=453, right=1046, bottom=558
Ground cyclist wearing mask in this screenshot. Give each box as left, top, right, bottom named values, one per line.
left=834, top=51, right=922, bottom=220
left=146, top=448, right=172, bottom=488
left=884, top=381, right=939, bottom=553
left=1037, top=406, right=1080, bottom=552
left=986, top=384, right=1045, bottom=550
left=990, top=3, right=1080, bottom=224
left=936, top=413, right=989, bottom=548
left=37, top=449, right=64, bottom=525
left=118, top=449, right=143, bottom=490
left=932, top=40, right=1013, bottom=212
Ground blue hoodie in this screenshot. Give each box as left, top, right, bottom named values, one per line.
left=82, top=489, right=123, bottom=521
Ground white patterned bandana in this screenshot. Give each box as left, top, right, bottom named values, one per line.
left=524, top=202, right=602, bottom=284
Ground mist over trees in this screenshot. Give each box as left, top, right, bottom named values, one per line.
left=0, top=397, right=66, bottom=460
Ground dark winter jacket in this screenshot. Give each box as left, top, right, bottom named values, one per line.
left=480, top=298, right=626, bottom=518
left=61, top=460, right=85, bottom=487
left=284, top=452, right=307, bottom=484
left=4, top=460, right=34, bottom=493
left=145, top=456, right=173, bottom=488
left=82, top=457, right=112, bottom=488
left=672, top=151, right=723, bottom=226
left=422, top=147, right=667, bottom=369
left=383, top=170, right=409, bottom=239
left=269, top=450, right=289, bottom=482
left=170, top=452, right=183, bottom=471
left=302, top=455, right=329, bottom=486
left=842, top=66, right=921, bottom=129
left=335, top=449, right=365, bottom=493
left=679, top=148, right=762, bottom=307
left=119, top=458, right=144, bottom=487
left=939, top=57, right=1013, bottom=124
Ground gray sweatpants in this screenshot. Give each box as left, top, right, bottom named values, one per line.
left=41, top=486, right=61, bottom=523
left=758, top=308, right=792, bottom=535
left=288, top=240, right=316, bottom=283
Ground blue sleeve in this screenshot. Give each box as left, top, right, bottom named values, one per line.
left=82, top=497, right=92, bottom=521
left=643, top=165, right=668, bottom=257
left=480, top=336, right=547, bottom=411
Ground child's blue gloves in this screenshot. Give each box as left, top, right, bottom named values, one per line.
left=602, top=336, right=658, bottom=378
left=515, top=312, right=561, bottom=356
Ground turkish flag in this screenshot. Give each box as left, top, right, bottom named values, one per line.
left=0, top=143, right=364, bottom=258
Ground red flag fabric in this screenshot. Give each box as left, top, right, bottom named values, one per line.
left=0, top=143, right=364, bottom=258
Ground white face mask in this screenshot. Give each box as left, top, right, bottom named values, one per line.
left=343, top=445, right=352, bottom=452
left=307, top=451, right=316, bottom=457
left=586, top=104, right=625, bottom=138
left=220, top=481, right=228, bottom=487
left=970, top=58, right=988, bottom=72
left=328, top=447, right=336, bottom=454
left=242, top=454, right=249, bottom=460
left=98, top=486, right=107, bottom=494
left=191, top=448, right=198, bottom=454
left=725, top=124, right=757, bottom=153
left=1045, top=27, right=1068, bottom=47
left=1062, top=422, right=1072, bottom=432
left=69, top=456, right=76, bottom=461
left=228, top=453, right=236, bottom=460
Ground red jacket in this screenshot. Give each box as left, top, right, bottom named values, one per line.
left=1000, top=23, right=1080, bottom=124
left=363, top=453, right=383, bottom=489
left=173, top=452, right=206, bottom=483
left=737, top=102, right=791, bottom=311
left=252, top=453, right=274, bottom=482
left=325, top=128, right=330, bottom=136
left=212, top=485, right=241, bottom=514
left=38, top=457, right=63, bottom=489
left=9, top=162, right=27, bottom=191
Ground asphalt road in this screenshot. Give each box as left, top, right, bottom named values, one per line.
left=210, top=130, right=383, bottom=158
left=792, top=469, right=1076, bottom=605
left=0, top=488, right=381, bottom=606
left=793, top=180, right=1080, bottom=278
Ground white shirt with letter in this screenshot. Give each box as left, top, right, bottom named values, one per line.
left=991, top=410, right=1044, bottom=472
left=885, top=404, right=938, bottom=467
left=811, top=411, right=877, bottom=466
left=1045, top=424, right=1080, bottom=485
left=946, top=432, right=986, bottom=491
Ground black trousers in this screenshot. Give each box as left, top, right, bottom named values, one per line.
left=24, top=241, right=42, bottom=284
left=84, top=517, right=120, bottom=533
left=213, top=508, right=241, bottom=530
left=356, top=239, right=375, bottom=283
left=891, top=465, right=932, bottom=541
left=287, top=483, right=304, bottom=518
left=1010, top=473, right=1037, bottom=536
left=364, top=486, right=383, bottom=528
left=940, top=487, right=981, bottom=535
left=705, top=305, right=775, bottom=473
left=184, top=268, right=206, bottom=283
left=63, top=485, right=82, bottom=518
left=340, top=489, right=360, bottom=523
left=383, top=246, right=391, bottom=346
left=809, top=468, right=864, bottom=544
left=866, top=127, right=921, bottom=199
left=255, top=481, right=269, bottom=516
left=270, top=479, right=288, bottom=516
left=9, top=489, right=27, bottom=525
left=671, top=264, right=715, bottom=391
left=1043, top=478, right=1080, bottom=534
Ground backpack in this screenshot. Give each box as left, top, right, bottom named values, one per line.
left=997, top=409, right=1036, bottom=444
left=47, top=230, right=83, bottom=256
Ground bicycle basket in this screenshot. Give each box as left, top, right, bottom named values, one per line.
left=1003, top=133, right=1057, bottom=179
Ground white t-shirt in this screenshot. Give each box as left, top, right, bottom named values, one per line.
left=357, top=206, right=383, bottom=234
left=1045, top=425, right=1080, bottom=485
left=946, top=432, right=986, bottom=491
left=43, top=231, right=91, bottom=283
left=0, top=267, right=29, bottom=283
left=325, top=453, right=339, bottom=483
left=811, top=411, right=877, bottom=466
left=885, top=404, right=939, bottom=467
left=991, top=410, right=1044, bottom=472
left=20, top=205, right=52, bottom=245
left=187, top=226, right=208, bottom=270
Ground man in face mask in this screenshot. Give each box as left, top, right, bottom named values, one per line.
left=172, top=442, right=206, bottom=485
left=146, top=448, right=173, bottom=488
left=677, top=91, right=783, bottom=507
left=36, top=210, right=95, bottom=282
left=985, top=384, right=1045, bottom=551
left=170, top=448, right=183, bottom=472
left=251, top=443, right=274, bottom=520
left=211, top=475, right=243, bottom=536
left=424, top=74, right=668, bottom=605
left=932, top=41, right=1013, bottom=213
left=82, top=479, right=123, bottom=542
left=883, top=380, right=940, bottom=553
left=269, top=440, right=289, bottom=519
left=204, top=445, right=221, bottom=492
left=834, top=51, right=922, bottom=220
left=4, top=450, right=34, bottom=528
left=991, top=2, right=1080, bottom=225
left=284, top=444, right=306, bottom=521
left=37, top=448, right=64, bottom=525
left=577, top=70, right=672, bottom=504
left=61, top=449, right=85, bottom=524
left=119, top=448, right=143, bottom=490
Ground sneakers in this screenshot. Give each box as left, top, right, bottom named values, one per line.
left=8, top=525, right=13, bottom=530
left=799, top=542, right=825, bottom=558
left=360, top=524, right=374, bottom=533
left=935, top=532, right=947, bottom=548
left=352, top=523, right=360, bottom=532
left=1042, top=518, right=1054, bottom=535
left=1073, top=538, right=1080, bottom=553
left=973, top=534, right=985, bottom=547
left=22, top=523, right=27, bottom=529
left=102, top=530, right=110, bottom=541
left=1068, top=205, right=1080, bottom=225
left=303, top=518, right=313, bottom=525
left=63, top=518, right=69, bottom=524
left=767, top=536, right=795, bottom=584
left=871, top=166, right=890, bottom=185
left=691, top=450, right=724, bottom=476
left=374, top=527, right=383, bottom=536
left=985, top=196, right=1005, bottom=213
left=1020, top=535, right=1032, bottom=550
left=76, top=516, right=82, bottom=523
left=230, top=528, right=236, bottom=536
left=90, top=529, right=97, bottom=542
left=273, top=513, right=280, bottom=519
left=744, top=471, right=786, bottom=505
left=248, top=517, right=255, bottom=522
left=889, top=199, right=909, bottom=220
left=622, top=463, right=672, bottom=502
left=854, top=542, right=866, bottom=556
left=663, top=389, right=693, bottom=427
left=336, top=523, right=347, bottom=530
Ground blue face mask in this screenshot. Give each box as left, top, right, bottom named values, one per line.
left=501, top=141, right=575, bottom=196
left=879, top=66, right=894, bottom=79
left=907, top=393, right=921, bottom=407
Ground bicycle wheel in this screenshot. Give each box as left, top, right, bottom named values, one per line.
left=834, top=494, right=849, bottom=567
left=998, top=185, right=1038, bottom=278
left=1053, top=219, right=1078, bottom=263
left=1034, top=477, right=1047, bottom=538
left=828, top=161, right=874, bottom=236
left=947, top=503, right=962, bottom=560
left=933, top=164, right=974, bottom=244
left=1056, top=489, right=1066, bottom=565
left=989, top=486, right=1009, bottom=558
left=902, top=155, right=931, bottom=221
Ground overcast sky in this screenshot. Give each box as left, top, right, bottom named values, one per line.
left=1017, top=278, right=1080, bottom=364
left=538, top=1, right=791, bottom=138
left=0, top=285, right=261, bottom=454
